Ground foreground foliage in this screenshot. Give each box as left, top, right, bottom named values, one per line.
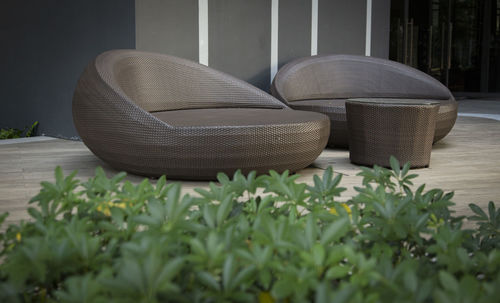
left=0, top=157, right=499, bottom=302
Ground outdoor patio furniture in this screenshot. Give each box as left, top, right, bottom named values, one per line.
left=72, top=50, right=330, bottom=180
left=271, top=54, right=458, bottom=148
left=346, top=98, right=439, bottom=168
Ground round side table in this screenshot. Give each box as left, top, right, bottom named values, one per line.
left=346, top=98, right=440, bottom=168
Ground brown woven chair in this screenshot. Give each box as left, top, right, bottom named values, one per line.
left=271, top=54, right=458, bottom=148
left=73, top=50, right=329, bottom=180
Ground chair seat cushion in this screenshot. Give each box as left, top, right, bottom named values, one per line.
left=80, top=106, right=330, bottom=180
left=151, top=108, right=325, bottom=127
left=131, top=108, right=330, bottom=179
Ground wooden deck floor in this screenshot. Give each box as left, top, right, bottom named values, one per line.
left=1, top=99, right=500, bottom=226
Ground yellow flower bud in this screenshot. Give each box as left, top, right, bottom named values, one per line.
left=329, top=203, right=351, bottom=216
left=114, top=202, right=127, bottom=209
left=97, top=204, right=111, bottom=216
left=258, top=291, right=275, bottom=303
left=341, top=203, right=352, bottom=214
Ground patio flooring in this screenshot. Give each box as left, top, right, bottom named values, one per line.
left=1, top=98, right=500, bottom=227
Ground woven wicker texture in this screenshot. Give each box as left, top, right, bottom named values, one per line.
left=73, top=50, right=330, bottom=180
left=271, top=54, right=458, bottom=147
left=346, top=101, right=439, bottom=168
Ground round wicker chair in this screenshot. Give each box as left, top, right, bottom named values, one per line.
left=271, top=54, right=458, bottom=148
left=73, top=50, right=329, bottom=180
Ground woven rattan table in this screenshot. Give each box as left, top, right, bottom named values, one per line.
left=346, top=98, right=440, bottom=168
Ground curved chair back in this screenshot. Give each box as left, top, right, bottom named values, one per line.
left=96, top=50, right=285, bottom=112
left=272, top=54, right=453, bottom=103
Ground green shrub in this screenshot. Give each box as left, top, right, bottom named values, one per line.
left=0, top=157, right=499, bottom=302
left=0, top=121, right=38, bottom=140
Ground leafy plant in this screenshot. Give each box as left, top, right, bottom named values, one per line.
left=0, top=156, right=499, bottom=302
left=0, top=121, right=38, bottom=139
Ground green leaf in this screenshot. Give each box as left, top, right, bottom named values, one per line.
left=0, top=212, right=8, bottom=228
left=469, top=204, right=488, bottom=220
left=217, top=195, right=233, bottom=226
left=390, top=156, right=400, bottom=176
left=331, top=285, right=355, bottom=303
left=217, top=172, right=231, bottom=185
left=438, top=271, right=459, bottom=293
left=312, top=243, right=325, bottom=267
left=315, top=281, right=329, bottom=303
left=488, top=201, right=496, bottom=222
left=320, top=217, right=349, bottom=245
left=190, top=238, right=206, bottom=256
left=203, top=205, right=216, bottom=228
left=156, top=257, right=184, bottom=286
left=403, top=270, right=418, bottom=293
left=56, top=274, right=102, bottom=303
left=433, top=290, right=455, bottom=303
left=325, top=266, right=351, bottom=279
left=231, top=265, right=256, bottom=290
left=305, top=214, right=316, bottom=249
left=401, top=162, right=411, bottom=177
left=272, top=278, right=294, bottom=299
left=197, top=271, right=220, bottom=291
left=222, top=254, right=234, bottom=290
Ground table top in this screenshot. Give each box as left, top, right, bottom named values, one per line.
left=346, top=98, right=440, bottom=105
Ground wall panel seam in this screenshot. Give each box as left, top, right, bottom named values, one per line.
left=271, top=0, right=279, bottom=83
left=365, top=0, right=372, bottom=56
left=199, top=0, right=209, bottom=65
left=311, top=0, right=318, bottom=55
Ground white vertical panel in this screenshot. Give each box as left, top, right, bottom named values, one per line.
left=311, top=0, right=318, bottom=55
left=198, top=0, right=209, bottom=65
left=365, top=0, right=372, bottom=56
left=271, top=0, right=279, bottom=82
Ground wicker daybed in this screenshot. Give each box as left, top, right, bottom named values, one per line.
left=72, top=50, right=329, bottom=180
left=271, top=54, right=458, bottom=148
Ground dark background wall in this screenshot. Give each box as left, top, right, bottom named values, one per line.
left=0, top=0, right=135, bottom=139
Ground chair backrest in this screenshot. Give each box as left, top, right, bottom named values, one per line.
left=272, top=54, right=452, bottom=103
left=96, top=50, right=284, bottom=112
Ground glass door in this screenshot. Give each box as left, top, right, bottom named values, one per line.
left=489, top=0, right=500, bottom=92
left=448, top=0, right=482, bottom=91
left=390, top=0, right=497, bottom=92
left=428, top=0, right=452, bottom=86
left=390, top=0, right=453, bottom=84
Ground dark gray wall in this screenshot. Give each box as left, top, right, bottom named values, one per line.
left=0, top=0, right=135, bottom=139
left=209, top=0, right=272, bottom=91
left=278, top=0, right=311, bottom=68
left=136, top=0, right=198, bottom=61
left=318, top=0, right=367, bottom=55
left=134, top=0, right=391, bottom=91
left=371, top=0, right=391, bottom=58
